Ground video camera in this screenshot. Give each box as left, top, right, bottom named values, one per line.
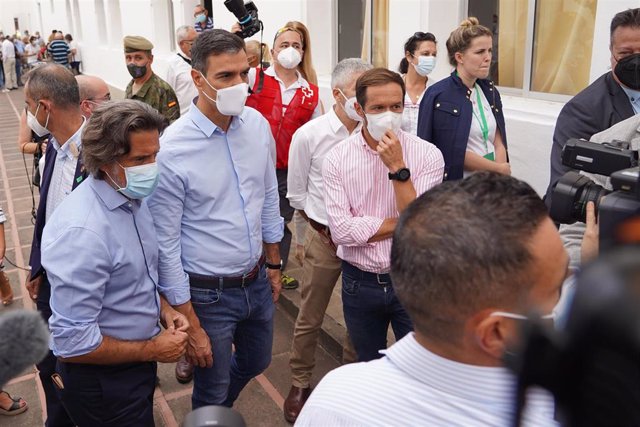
left=224, top=0, right=262, bottom=39
left=506, top=246, right=640, bottom=427
left=549, top=138, right=640, bottom=249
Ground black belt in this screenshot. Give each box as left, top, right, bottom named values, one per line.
left=187, top=256, right=265, bottom=290
left=342, top=261, right=391, bottom=285
left=308, top=218, right=330, bottom=235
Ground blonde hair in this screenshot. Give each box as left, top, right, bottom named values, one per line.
left=445, top=17, right=492, bottom=67
left=245, top=40, right=271, bottom=63
left=278, top=21, right=318, bottom=86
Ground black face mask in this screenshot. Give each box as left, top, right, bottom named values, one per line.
left=614, top=53, right=640, bottom=90
left=127, top=63, right=147, bottom=79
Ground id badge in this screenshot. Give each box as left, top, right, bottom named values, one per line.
left=484, top=152, right=495, bottom=161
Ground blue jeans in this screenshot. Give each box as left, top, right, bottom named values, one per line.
left=190, top=266, right=274, bottom=409
left=341, top=261, right=413, bottom=362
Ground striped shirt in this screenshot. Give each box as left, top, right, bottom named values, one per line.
left=296, top=333, right=559, bottom=427
left=322, top=130, right=443, bottom=273
left=194, top=17, right=214, bottom=33
left=0, top=206, right=6, bottom=224
left=47, top=40, right=70, bottom=66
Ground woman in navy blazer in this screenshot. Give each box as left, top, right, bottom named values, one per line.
left=417, top=17, right=509, bottom=181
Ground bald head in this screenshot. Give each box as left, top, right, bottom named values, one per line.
left=54, top=32, right=64, bottom=40
left=76, top=75, right=111, bottom=118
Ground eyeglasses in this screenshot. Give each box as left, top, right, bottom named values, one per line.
left=87, top=93, right=111, bottom=103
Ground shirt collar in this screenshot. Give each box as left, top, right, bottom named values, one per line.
left=188, top=98, right=246, bottom=138
left=88, top=175, right=137, bottom=211
left=621, top=85, right=640, bottom=106
left=264, top=66, right=308, bottom=89
left=382, top=333, right=518, bottom=404
left=328, top=105, right=361, bottom=135
left=50, top=117, right=86, bottom=160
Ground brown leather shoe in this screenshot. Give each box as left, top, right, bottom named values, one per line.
left=283, top=385, right=311, bottom=423
left=0, top=271, right=13, bottom=306
left=175, top=356, right=194, bottom=384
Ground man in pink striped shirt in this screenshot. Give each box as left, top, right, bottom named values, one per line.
left=322, top=68, right=444, bottom=361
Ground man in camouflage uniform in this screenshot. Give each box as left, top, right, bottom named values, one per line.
left=123, top=35, right=180, bottom=123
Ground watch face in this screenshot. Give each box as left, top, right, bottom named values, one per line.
left=398, top=168, right=411, bottom=181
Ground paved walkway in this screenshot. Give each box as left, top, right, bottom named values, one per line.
left=0, top=88, right=344, bottom=427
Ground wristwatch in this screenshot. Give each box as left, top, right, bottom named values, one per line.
left=265, top=260, right=283, bottom=270
left=388, top=168, right=411, bottom=182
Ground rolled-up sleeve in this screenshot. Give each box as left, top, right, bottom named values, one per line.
left=262, top=148, right=284, bottom=244
left=286, top=127, right=311, bottom=211
left=147, top=154, right=191, bottom=306
left=414, top=145, right=445, bottom=195
left=42, top=227, right=109, bottom=358
left=322, top=151, right=383, bottom=247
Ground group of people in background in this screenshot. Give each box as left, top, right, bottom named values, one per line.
left=2, top=3, right=637, bottom=426
left=0, top=28, right=81, bottom=93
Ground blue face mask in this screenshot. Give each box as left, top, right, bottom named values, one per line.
left=195, top=14, right=207, bottom=23
left=112, top=162, right=159, bottom=199
left=412, top=55, right=436, bottom=77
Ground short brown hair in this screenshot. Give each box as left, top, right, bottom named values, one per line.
left=611, top=8, right=640, bottom=47
left=446, top=17, right=492, bottom=67
left=391, top=172, right=549, bottom=344
left=355, top=68, right=405, bottom=108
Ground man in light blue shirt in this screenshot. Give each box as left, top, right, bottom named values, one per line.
left=42, top=100, right=189, bottom=427
left=147, top=29, right=283, bottom=409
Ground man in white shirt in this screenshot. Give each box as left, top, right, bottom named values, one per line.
left=283, top=58, right=372, bottom=423
left=1, top=36, right=17, bottom=91
left=297, top=172, right=569, bottom=427
left=166, top=26, right=199, bottom=115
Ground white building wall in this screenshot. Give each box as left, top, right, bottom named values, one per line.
left=1, top=0, right=637, bottom=195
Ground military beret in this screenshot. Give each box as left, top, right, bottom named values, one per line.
left=123, top=35, right=154, bottom=53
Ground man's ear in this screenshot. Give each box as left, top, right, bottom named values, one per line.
left=354, top=101, right=366, bottom=120
left=472, top=310, right=511, bottom=361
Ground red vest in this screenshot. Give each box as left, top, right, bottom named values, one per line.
left=246, top=69, right=319, bottom=169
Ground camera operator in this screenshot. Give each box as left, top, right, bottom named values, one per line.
left=544, top=8, right=640, bottom=206
left=559, top=116, right=640, bottom=272
left=297, top=173, right=568, bottom=426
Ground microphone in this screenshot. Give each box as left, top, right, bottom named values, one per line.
left=0, top=310, right=50, bottom=387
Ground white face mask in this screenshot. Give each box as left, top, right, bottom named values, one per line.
left=364, top=111, right=403, bottom=141
left=413, top=55, right=436, bottom=77
left=277, top=46, right=302, bottom=69
left=27, top=103, right=50, bottom=137
left=199, top=72, right=249, bottom=116
left=337, top=89, right=362, bottom=122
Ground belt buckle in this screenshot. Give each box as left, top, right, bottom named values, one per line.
left=376, top=274, right=389, bottom=285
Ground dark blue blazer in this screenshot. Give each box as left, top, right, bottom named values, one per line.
left=28, top=142, right=87, bottom=280
left=417, top=71, right=507, bottom=181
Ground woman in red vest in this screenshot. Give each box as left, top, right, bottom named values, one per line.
left=246, top=21, right=322, bottom=290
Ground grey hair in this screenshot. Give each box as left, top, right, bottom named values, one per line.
left=191, top=29, right=245, bottom=76
left=81, top=100, right=167, bottom=179
left=26, top=64, right=79, bottom=108
left=176, top=25, right=194, bottom=43
left=331, top=58, right=373, bottom=89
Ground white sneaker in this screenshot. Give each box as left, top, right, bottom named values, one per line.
left=1, top=89, right=10, bottom=93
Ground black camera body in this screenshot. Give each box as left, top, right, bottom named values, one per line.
left=224, top=0, right=262, bottom=39
left=549, top=138, right=640, bottom=249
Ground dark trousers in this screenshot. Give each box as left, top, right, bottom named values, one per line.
left=341, top=261, right=413, bottom=362
left=55, top=361, right=157, bottom=427
left=36, top=276, right=75, bottom=427
left=276, top=168, right=294, bottom=269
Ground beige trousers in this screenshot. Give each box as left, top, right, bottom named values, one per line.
left=289, top=226, right=356, bottom=388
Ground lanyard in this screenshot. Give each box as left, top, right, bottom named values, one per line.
left=472, top=84, right=489, bottom=149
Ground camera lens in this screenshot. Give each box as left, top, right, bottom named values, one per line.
left=550, top=171, right=610, bottom=224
